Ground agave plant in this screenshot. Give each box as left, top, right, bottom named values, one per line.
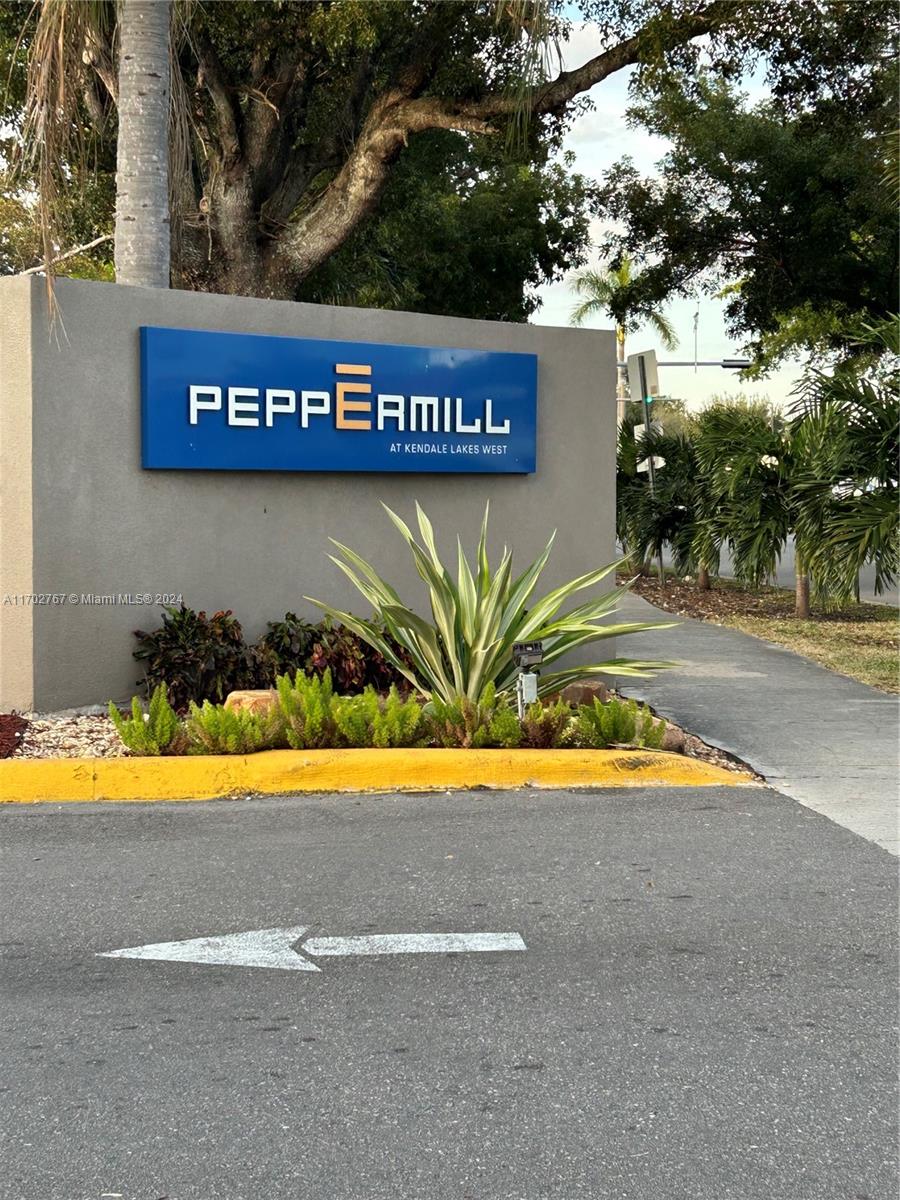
left=305, top=503, right=674, bottom=704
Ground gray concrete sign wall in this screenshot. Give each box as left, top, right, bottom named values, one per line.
left=0, top=276, right=615, bottom=711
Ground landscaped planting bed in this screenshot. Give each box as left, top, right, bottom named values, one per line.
left=0, top=506, right=758, bottom=786
left=0, top=713, right=29, bottom=759
left=1, top=684, right=758, bottom=779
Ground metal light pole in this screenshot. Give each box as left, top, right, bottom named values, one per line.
left=623, top=353, right=750, bottom=589
left=656, top=359, right=751, bottom=369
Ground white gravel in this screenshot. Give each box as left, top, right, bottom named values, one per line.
left=14, top=713, right=125, bottom=759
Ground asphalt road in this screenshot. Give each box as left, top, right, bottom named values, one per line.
left=2, top=786, right=897, bottom=1200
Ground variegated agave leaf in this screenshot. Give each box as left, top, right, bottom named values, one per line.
left=306, top=503, right=675, bottom=704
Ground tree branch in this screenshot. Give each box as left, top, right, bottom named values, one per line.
left=258, top=51, right=374, bottom=233
left=16, top=233, right=113, bottom=275
left=193, top=30, right=242, bottom=170
left=265, top=2, right=729, bottom=292
left=408, top=3, right=729, bottom=130
left=262, top=89, right=409, bottom=289
left=243, top=46, right=306, bottom=177
left=83, top=27, right=118, bottom=104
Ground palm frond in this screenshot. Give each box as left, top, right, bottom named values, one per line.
left=17, top=0, right=116, bottom=310
left=568, top=254, right=677, bottom=355
left=789, top=355, right=898, bottom=600
left=648, top=309, right=679, bottom=352
left=17, top=0, right=188, bottom=293
left=493, top=0, right=562, bottom=147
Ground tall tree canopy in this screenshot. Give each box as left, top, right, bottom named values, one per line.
left=295, top=133, right=594, bottom=321
left=594, top=27, right=897, bottom=369
left=2, top=0, right=895, bottom=311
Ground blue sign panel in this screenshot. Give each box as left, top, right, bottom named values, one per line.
left=140, top=326, right=537, bottom=474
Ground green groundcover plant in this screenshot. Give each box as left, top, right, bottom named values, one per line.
left=428, top=682, right=523, bottom=749
left=275, top=670, right=340, bottom=750
left=108, top=680, right=670, bottom=757
left=185, top=701, right=286, bottom=756
left=108, top=684, right=185, bottom=756
left=333, top=686, right=427, bottom=749
left=306, top=502, right=673, bottom=704
left=573, top=696, right=666, bottom=750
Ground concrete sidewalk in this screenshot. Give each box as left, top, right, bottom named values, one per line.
left=614, top=593, right=899, bottom=855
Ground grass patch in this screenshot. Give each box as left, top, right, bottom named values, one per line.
left=625, top=575, right=898, bottom=693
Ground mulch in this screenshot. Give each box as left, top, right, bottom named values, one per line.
left=621, top=574, right=895, bottom=624
left=0, top=713, right=29, bottom=758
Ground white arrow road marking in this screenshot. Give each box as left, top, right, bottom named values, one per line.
left=98, top=925, right=320, bottom=971
left=98, top=926, right=527, bottom=971
left=304, top=932, right=526, bottom=956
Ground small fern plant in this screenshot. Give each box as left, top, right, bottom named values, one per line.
left=108, top=684, right=184, bottom=756
left=332, top=689, right=377, bottom=747
left=428, top=682, right=522, bottom=749
left=372, top=686, right=426, bottom=748
left=333, top=686, right=426, bottom=748
left=185, top=701, right=286, bottom=755
left=275, top=669, right=339, bottom=749
left=520, top=699, right=573, bottom=749
left=573, top=696, right=666, bottom=749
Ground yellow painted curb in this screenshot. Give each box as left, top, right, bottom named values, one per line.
left=0, top=749, right=749, bottom=804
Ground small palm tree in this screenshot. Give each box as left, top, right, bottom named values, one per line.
left=617, top=416, right=700, bottom=579
left=570, top=254, right=678, bottom=424
left=691, top=401, right=814, bottom=615
left=790, top=315, right=899, bottom=603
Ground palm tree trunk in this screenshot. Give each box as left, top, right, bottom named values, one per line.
left=697, top=565, right=711, bottom=591
left=795, top=554, right=810, bottom=619
left=114, top=1, right=171, bottom=287
left=615, top=325, right=626, bottom=427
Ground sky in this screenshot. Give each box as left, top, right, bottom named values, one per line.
left=532, top=23, right=805, bottom=409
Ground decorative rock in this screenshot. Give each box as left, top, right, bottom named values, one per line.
left=560, top=681, right=611, bottom=707
left=224, top=689, right=278, bottom=715
left=662, top=723, right=686, bottom=753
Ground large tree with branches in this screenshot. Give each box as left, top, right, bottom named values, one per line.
left=8, top=0, right=894, bottom=299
